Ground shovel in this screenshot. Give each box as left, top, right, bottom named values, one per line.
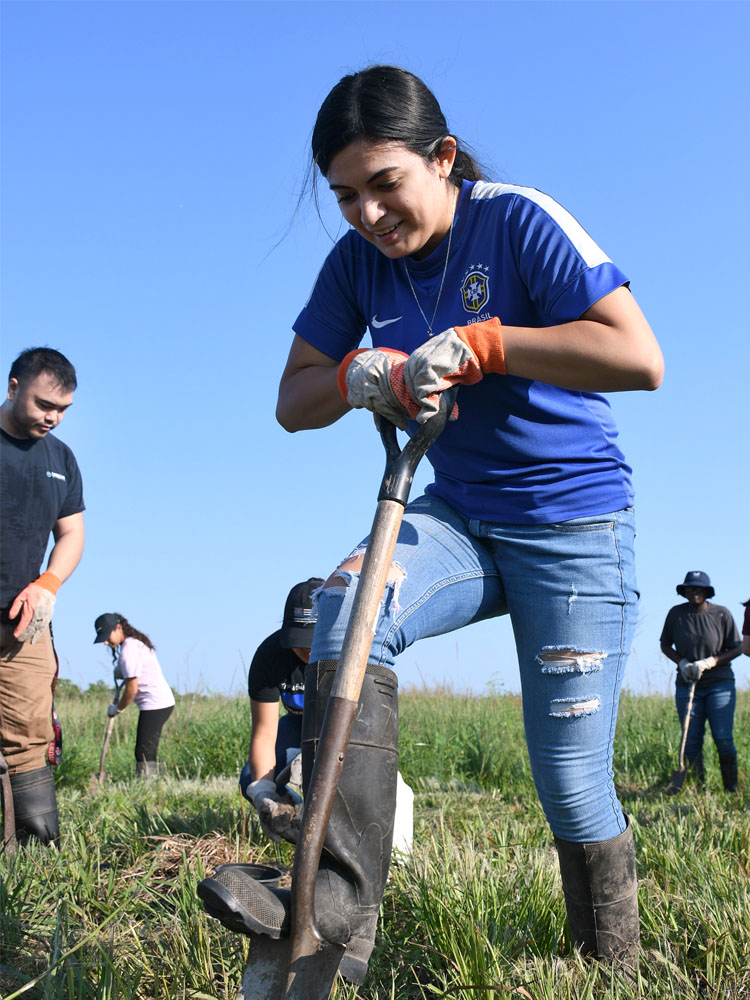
left=92, top=680, right=121, bottom=786
left=666, top=680, right=696, bottom=795
left=1, top=748, right=16, bottom=855
left=236, top=393, right=455, bottom=1000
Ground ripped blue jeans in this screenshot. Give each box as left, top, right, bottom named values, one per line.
left=309, top=494, right=638, bottom=843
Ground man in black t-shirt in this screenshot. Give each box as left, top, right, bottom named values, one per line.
left=0, top=348, right=85, bottom=846
left=660, top=570, right=742, bottom=791
left=239, top=578, right=323, bottom=842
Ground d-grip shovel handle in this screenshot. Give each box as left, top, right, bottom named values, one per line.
left=287, top=390, right=456, bottom=983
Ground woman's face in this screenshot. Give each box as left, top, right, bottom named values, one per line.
left=326, top=138, right=457, bottom=260
left=105, top=624, right=125, bottom=647
left=684, top=586, right=709, bottom=608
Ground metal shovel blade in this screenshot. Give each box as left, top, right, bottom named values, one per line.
left=666, top=768, right=686, bottom=795
left=666, top=681, right=696, bottom=796
left=237, top=934, right=344, bottom=1000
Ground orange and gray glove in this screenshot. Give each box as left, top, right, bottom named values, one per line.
left=337, top=347, right=416, bottom=430
left=403, top=318, right=506, bottom=423
left=10, top=571, right=61, bottom=643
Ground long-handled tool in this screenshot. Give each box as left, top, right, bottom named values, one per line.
left=1, top=748, right=16, bottom=855
left=92, top=679, right=121, bottom=785
left=666, top=680, right=696, bottom=795
left=236, top=394, right=454, bottom=1000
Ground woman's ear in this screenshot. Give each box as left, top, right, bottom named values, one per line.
left=436, top=136, right=458, bottom=178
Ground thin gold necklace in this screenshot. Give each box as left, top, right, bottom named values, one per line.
left=402, top=189, right=458, bottom=338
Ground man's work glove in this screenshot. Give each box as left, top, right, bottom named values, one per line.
left=403, top=318, right=506, bottom=423
left=107, top=704, right=121, bottom=718
left=337, top=347, right=414, bottom=430
left=239, top=764, right=302, bottom=844
left=10, top=572, right=61, bottom=643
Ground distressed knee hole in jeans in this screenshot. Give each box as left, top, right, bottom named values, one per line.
left=321, top=549, right=407, bottom=614
left=549, top=695, right=601, bottom=718
left=536, top=646, right=606, bottom=675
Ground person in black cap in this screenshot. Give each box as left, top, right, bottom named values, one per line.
left=238, top=578, right=323, bottom=842
left=660, top=571, right=743, bottom=791
left=93, top=612, right=175, bottom=777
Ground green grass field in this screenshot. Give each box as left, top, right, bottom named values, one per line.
left=1, top=686, right=749, bottom=999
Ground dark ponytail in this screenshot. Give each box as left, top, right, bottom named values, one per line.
left=108, top=614, right=155, bottom=663
left=311, top=65, right=484, bottom=186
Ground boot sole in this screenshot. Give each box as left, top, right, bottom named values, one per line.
left=197, top=876, right=290, bottom=939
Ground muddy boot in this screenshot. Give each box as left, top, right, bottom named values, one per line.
left=136, top=760, right=159, bottom=779
left=10, top=766, right=60, bottom=846
left=686, top=754, right=705, bottom=787
left=198, top=661, right=399, bottom=986
left=554, top=817, right=639, bottom=968
left=719, top=753, right=738, bottom=791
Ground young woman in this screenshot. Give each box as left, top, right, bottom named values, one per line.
left=93, top=612, right=175, bottom=777
left=202, top=65, right=663, bottom=982
left=660, top=571, right=742, bottom=791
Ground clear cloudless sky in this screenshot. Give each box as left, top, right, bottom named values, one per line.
left=2, top=0, right=748, bottom=698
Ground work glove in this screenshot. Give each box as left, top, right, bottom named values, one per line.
left=10, top=572, right=61, bottom=643
left=337, top=347, right=414, bottom=430
left=403, top=317, right=506, bottom=423
left=239, top=765, right=302, bottom=844
left=107, top=704, right=121, bottom=718
left=692, top=656, right=718, bottom=676
left=679, top=656, right=717, bottom=682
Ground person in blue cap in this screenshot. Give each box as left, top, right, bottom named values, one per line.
left=660, top=571, right=743, bottom=791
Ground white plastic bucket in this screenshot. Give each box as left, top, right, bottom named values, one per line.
left=392, top=771, right=414, bottom=856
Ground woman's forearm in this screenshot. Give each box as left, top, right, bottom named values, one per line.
left=277, top=363, right=349, bottom=431
left=502, top=289, right=663, bottom=393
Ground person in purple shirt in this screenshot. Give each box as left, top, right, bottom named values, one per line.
left=201, top=65, right=664, bottom=980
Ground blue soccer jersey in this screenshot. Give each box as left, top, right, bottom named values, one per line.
left=293, top=180, right=634, bottom=524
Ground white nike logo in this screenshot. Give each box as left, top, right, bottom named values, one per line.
left=371, top=314, right=402, bottom=329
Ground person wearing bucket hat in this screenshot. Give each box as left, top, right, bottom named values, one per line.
left=660, top=572, right=742, bottom=791
left=236, top=579, right=322, bottom=845
left=94, top=613, right=175, bottom=778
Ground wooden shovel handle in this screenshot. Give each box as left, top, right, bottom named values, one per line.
left=0, top=749, right=16, bottom=854
left=677, top=681, right=696, bottom=771
left=98, top=715, right=117, bottom=781
left=289, top=391, right=455, bottom=965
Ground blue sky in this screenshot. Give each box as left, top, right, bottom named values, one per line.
left=2, top=0, right=748, bottom=697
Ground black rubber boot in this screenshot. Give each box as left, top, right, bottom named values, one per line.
left=198, top=661, right=399, bottom=985
left=686, top=754, right=705, bottom=786
left=9, top=766, right=60, bottom=846
left=554, top=817, right=639, bottom=968
left=719, top=753, right=738, bottom=791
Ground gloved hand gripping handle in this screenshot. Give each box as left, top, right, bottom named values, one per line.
left=376, top=389, right=455, bottom=505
